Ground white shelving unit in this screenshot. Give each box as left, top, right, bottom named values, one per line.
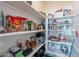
left=45, top=16, right=75, bottom=57
left=53, top=15, right=75, bottom=20
left=3, top=1, right=45, bottom=20
left=48, top=40, right=72, bottom=46
left=47, top=50, right=68, bottom=57
left=0, top=2, right=46, bottom=57
left=0, top=30, right=45, bottom=37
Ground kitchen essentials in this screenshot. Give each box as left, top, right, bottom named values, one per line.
left=35, top=32, right=45, bottom=44
left=48, top=24, right=52, bottom=29
left=54, top=9, right=63, bottom=17
left=27, top=20, right=33, bottom=30
left=22, top=18, right=28, bottom=31
left=0, top=24, right=5, bottom=33
left=9, top=46, right=21, bottom=54
left=75, top=30, right=79, bottom=38
left=53, top=24, right=58, bottom=30
left=59, top=25, right=64, bottom=29
left=63, top=36, right=66, bottom=42
left=42, top=20, right=45, bottom=29
left=35, top=32, right=41, bottom=44
left=63, top=9, right=72, bottom=16
left=49, top=19, right=59, bottom=30
left=61, top=44, right=68, bottom=55
left=40, top=24, right=43, bottom=30
left=17, top=39, right=23, bottom=48
left=37, top=24, right=39, bottom=30
left=6, top=15, right=23, bottom=32
left=0, top=10, right=4, bottom=27
left=49, top=35, right=61, bottom=41
left=22, top=48, right=33, bottom=56
left=26, top=40, right=31, bottom=48
left=38, top=24, right=44, bottom=30
left=30, top=36, right=37, bottom=48
left=15, top=50, right=24, bottom=57
left=0, top=10, right=5, bottom=33
left=39, top=36, right=45, bottom=44
left=36, top=37, right=42, bottom=44
left=9, top=46, right=33, bottom=57
left=33, top=22, right=37, bottom=30
left=15, top=48, right=33, bottom=57
left=9, top=46, right=21, bottom=56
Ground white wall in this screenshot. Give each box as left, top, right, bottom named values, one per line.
left=0, top=2, right=41, bottom=53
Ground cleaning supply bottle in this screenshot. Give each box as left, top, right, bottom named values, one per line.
left=17, top=39, right=22, bottom=48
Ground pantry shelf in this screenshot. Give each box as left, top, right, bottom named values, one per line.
left=48, top=29, right=75, bottom=31
left=2, top=1, right=45, bottom=20
left=47, top=50, right=68, bottom=57
left=46, top=15, right=74, bottom=57
left=0, top=30, right=45, bottom=37
left=48, top=40, right=72, bottom=46
left=27, top=43, right=44, bottom=57
left=52, top=15, right=75, bottom=20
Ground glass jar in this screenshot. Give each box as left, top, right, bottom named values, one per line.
left=30, top=36, right=37, bottom=48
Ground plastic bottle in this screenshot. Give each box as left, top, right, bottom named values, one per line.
left=17, top=39, right=22, bottom=48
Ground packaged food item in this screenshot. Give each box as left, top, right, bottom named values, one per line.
left=9, top=46, right=21, bottom=54
left=75, top=30, right=79, bottom=38
left=6, top=15, right=23, bottom=32
left=0, top=10, right=5, bottom=33
left=38, top=24, right=43, bottom=30
left=0, top=10, right=4, bottom=27
left=49, top=35, right=61, bottom=41
left=22, top=18, right=28, bottom=31
left=54, top=9, right=63, bottom=17
left=26, top=40, right=31, bottom=48
left=33, top=22, right=37, bottom=30
left=27, top=20, right=33, bottom=30
left=63, top=9, right=72, bottom=16
left=0, top=24, right=5, bottom=33
left=30, top=36, right=37, bottom=48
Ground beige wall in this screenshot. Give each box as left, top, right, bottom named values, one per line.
left=32, top=1, right=43, bottom=12
left=32, top=1, right=79, bottom=15
left=42, top=1, right=72, bottom=14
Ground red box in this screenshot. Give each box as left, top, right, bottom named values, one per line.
left=6, top=15, right=24, bottom=32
